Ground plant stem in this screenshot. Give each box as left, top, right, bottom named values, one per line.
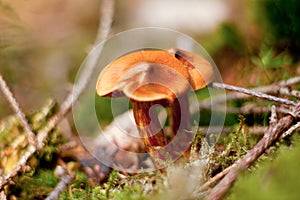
left=169, top=92, right=192, bottom=158
left=132, top=101, right=168, bottom=165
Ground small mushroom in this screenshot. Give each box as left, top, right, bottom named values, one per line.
left=96, top=49, right=213, bottom=167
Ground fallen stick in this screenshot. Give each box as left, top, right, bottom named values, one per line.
left=206, top=102, right=300, bottom=200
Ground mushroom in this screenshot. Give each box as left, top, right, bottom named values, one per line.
left=96, top=49, right=213, bottom=167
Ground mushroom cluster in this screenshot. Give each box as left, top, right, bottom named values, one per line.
left=96, top=48, right=213, bottom=167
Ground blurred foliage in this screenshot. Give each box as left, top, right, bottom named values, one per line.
left=247, top=45, right=292, bottom=85
left=251, top=47, right=292, bottom=70
left=201, top=23, right=246, bottom=57
left=0, top=0, right=98, bottom=118
left=254, top=0, right=300, bottom=60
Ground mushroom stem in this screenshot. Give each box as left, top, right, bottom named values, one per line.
left=168, top=91, right=192, bottom=158
left=131, top=101, right=168, bottom=163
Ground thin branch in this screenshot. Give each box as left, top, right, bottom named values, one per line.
left=202, top=76, right=300, bottom=107
left=0, top=0, right=115, bottom=189
left=199, top=163, right=237, bottom=191
left=0, top=75, right=37, bottom=146
left=199, top=120, right=282, bottom=194
left=201, top=103, right=291, bottom=116
left=199, top=116, right=300, bottom=191
left=278, top=76, right=300, bottom=85
left=45, top=166, right=75, bottom=200
left=60, top=0, right=115, bottom=114
left=95, top=0, right=115, bottom=44
left=278, top=87, right=300, bottom=98
left=206, top=102, right=300, bottom=200
left=281, top=120, right=300, bottom=139
left=258, top=76, right=300, bottom=96
left=269, top=105, right=277, bottom=127
left=212, top=82, right=297, bottom=106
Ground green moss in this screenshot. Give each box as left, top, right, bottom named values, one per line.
left=91, top=186, right=106, bottom=200
left=8, top=169, right=60, bottom=199
left=112, top=185, right=148, bottom=200
left=59, top=170, right=153, bottom=200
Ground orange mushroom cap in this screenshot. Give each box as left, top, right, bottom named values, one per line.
left=96, top=49, right=213, bottom=102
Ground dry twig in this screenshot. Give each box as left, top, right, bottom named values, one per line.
left=207, top=103, right=291, bottom=116
left=0, top=75, right=37, bottom=146
left=60, top=0, right=114, bottom=114
left=95, top=0, right=115, bottom=44
left=281, top=121, right=300, bottom=139
left=199, top=163, right=237, bottom=192
left=201, top=76, right=300, bottom=108
left=200, top=106, right=281, bottom=196
left=45, top=166, right=75, bottom=200
left=269, top=105, right=277, bottom=127
left=256, top=76, right=300, bottom=98
left=206, top=102, right=300, bottom=200
left=212, top=82, right=297, bottom=106
left=277, top=86, right=300, bottom=98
